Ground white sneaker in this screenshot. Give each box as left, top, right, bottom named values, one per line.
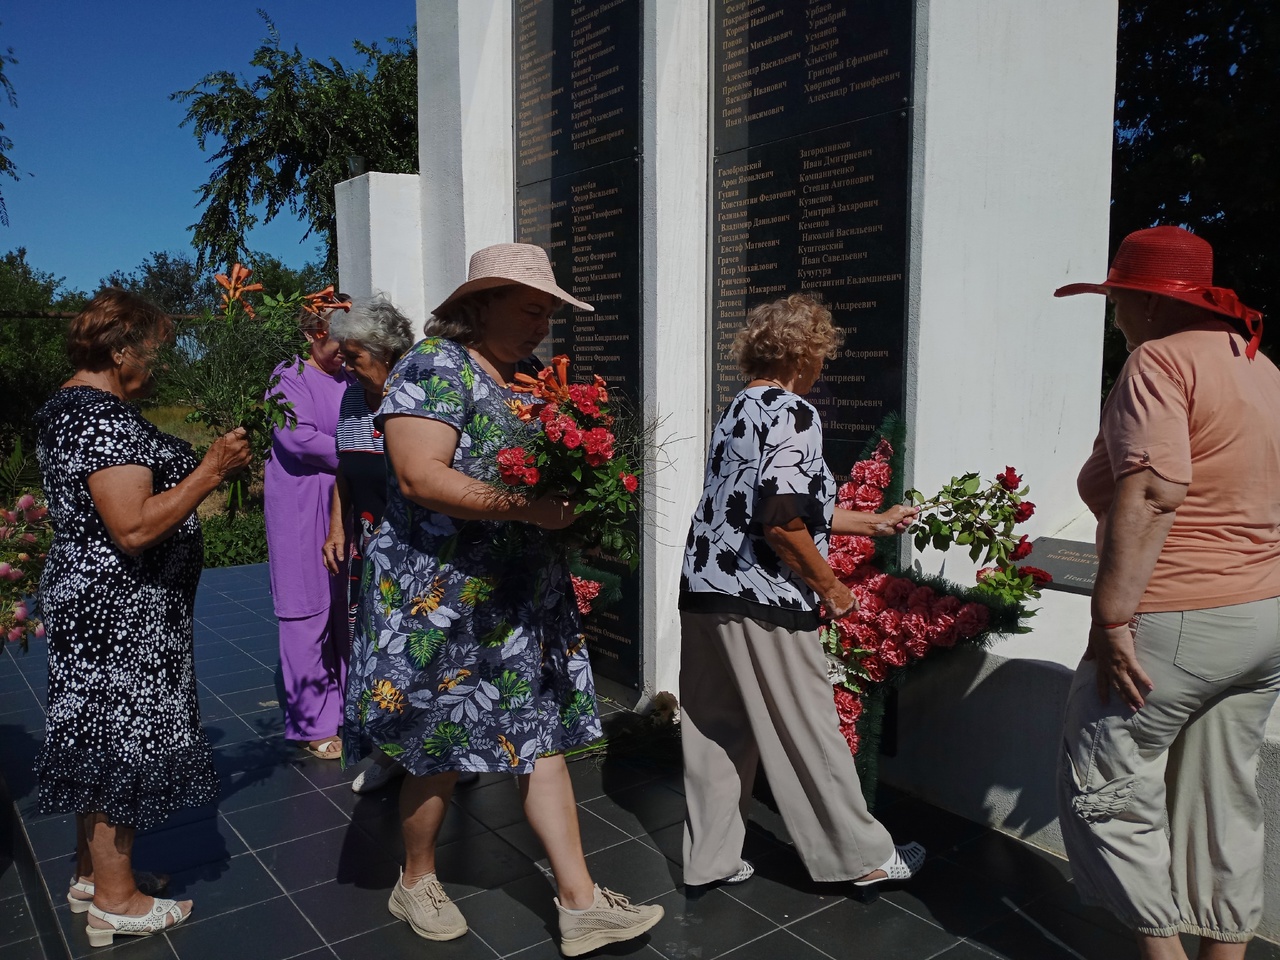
left=351, top=758, right=406, bottom=794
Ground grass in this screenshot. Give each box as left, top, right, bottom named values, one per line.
left=141, top=405, right=213, bottom=447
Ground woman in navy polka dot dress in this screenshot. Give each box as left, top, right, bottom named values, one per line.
left=33, top=290, right=250, bottom=946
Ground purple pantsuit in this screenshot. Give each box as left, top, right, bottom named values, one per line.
left=264, top=358, right=351, bottom=741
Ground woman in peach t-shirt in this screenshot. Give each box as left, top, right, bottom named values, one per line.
left=1055, top=226, right=1280, bottom=960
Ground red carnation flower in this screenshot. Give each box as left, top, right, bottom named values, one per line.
left=1013, top=500, right=1036, bottom=523
left=1010, top=535, right=1033, bottom=561
left=904, top=635, right=931, bottom=659
left=997, top=466, right=1023, bottom=491
left=853, top=484, right=884, bottom=512
left=861, top=653, right=888, bottom=682
left=955, top=602, right=990, bottom=639
left=932, top=594, right=962, bottom=618
left=571, top=576, right=603, bottom=616
left=880, top=638, right=909, bottom=668
left=908, top=585, right=936, bottom=609
left=883, top=577, right=914, bottom=609
left=876, top=608, right=903, bottom=639
left=873, top=438, right=893, bottom=462
left=829, top=535, right=875, bottom=567
left=829, top=549, right=860, bottom=577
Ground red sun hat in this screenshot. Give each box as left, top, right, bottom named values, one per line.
left=1055, top=225, right=1263, bottom=359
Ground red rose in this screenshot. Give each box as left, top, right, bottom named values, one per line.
left=955, top=602, right=990, bottom=639
left=621, top=473, right=639, bottom=493
left=1018, top=565, right=1053, bottom=586
left=1013, top=500, right=1036, bottom=523
left=562, top=427, right=584, bottom=449
left=883, top=577, right=914, bottom=608
left=538, top=403, right=558, bottom=424
left=997, top=466, right=1023, bottom=491
left=853, top=484, right=884, bottom=512
left=1010, top=535, right=1033, bottom=561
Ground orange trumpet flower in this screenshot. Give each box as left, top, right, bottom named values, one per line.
left=512, top=354, right=572, bottom=404
left=214, top=263, right=264, bottom=318
left=303, top=285, right=352, bottom=317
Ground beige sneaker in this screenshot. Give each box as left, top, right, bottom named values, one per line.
left=556, top=885, right=664, bottom=957
left=387, top=871, right=468, bottom=941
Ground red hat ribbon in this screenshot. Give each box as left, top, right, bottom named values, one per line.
left=1203, top=287, right=1264, bottom=360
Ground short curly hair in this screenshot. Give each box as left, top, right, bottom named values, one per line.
left=731, top=293, right=844, bottom=379
left=67, top=288, right=173, bottom=371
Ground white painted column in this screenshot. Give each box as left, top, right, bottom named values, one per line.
left=417, top=0, right=515, bottom=312
left=641, top=0, right=710, bottom=700
left=905, top=0, right=1117, bottom=561
left=335, top=173, right=427, bottom=325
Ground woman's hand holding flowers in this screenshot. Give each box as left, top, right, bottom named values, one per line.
left=525, top=496, right=579, bottom=531
left=200, top=427, right=252, bottom=482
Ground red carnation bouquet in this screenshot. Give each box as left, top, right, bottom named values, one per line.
left=821, top=424, right=1048, bottom=768
left=494, top=355, right=642, bottom=574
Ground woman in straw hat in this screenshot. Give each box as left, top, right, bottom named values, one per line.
left=1055, top=225, right=1280, bottom=959
left=342, top=243, right=662, bottom=955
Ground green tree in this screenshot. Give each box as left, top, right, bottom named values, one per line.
left=101, top=250, right=218, bottom=316
left=0, top=23, right=23, bottom=227
left=1110, top=2, right=1280, bottom=373
left=172, top=14, right=418, bottom=275
left=0, top=249, right=88, bottom=450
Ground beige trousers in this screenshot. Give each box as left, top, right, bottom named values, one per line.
left=679, top=611, right=895, bottom=885
left=1058, top=597, right=1280, bottom=942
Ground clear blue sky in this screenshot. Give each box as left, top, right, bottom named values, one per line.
left=2, top=1, right=415, bottom=294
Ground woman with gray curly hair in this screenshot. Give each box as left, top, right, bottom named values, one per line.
left=322, top=296, right=415, bottom=790
left=678, top=292, right=924, bottom=892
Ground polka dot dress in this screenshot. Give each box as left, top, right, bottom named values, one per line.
left=33, top=387, right=217, bottom=831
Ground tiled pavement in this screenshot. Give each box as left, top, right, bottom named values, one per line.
left=2, top=564, right=1279, bottom=959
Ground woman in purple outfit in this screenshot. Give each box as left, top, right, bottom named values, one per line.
left=264, top=298, right=353, bottom=759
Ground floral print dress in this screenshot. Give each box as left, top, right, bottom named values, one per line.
left=342, top=338, right=601, bottom=774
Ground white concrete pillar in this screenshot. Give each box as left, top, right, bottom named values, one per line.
left=335, top=172, right=427, bottom=326
left=905, top=0, right=1117, bottom=570
left=641, top=0, right=711, bottom=699
left=417, top=0, right=515, bottom=312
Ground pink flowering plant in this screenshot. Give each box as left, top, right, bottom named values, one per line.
left=494, top=355, right=643, bottom=569
left=819, top=418, right=1048, bottom=781
left=0, top=493, right=53, bottom=652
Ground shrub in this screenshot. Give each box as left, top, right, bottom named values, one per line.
left=202, top=508, right=268, bottom=567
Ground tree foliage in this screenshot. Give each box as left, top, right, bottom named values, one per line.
left=0, top=249, right=88, bottom=450
left=1111, top=2, right=1280, bottom=361
left=172, top=13, right=418, bottom=276
left=0, top=22, right=23, bottom=227
left=101, top=250, right=219, bottom=317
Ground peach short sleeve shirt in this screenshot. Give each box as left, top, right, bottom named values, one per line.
left=1077, top=319, right=1280, bottom=612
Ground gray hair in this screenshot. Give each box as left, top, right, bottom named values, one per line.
left=328, top=295, right=415, bottom=364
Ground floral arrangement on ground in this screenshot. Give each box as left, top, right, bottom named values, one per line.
left=0, top=492, right=52, bottom=652
left=824, top=414, right=1051, bottom=804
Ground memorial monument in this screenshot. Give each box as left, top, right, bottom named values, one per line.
left=329, top=4, right=1280, bottom=940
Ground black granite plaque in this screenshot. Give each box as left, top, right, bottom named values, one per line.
left=1029, top=538, right=1098, bottom=596
left=711, top=110, right=910, bottom=475
left=515, top=156, right=643, bottom=688
left=713, top=0, right=912, bottom=155
left=514, top=0, right=642, bottom=187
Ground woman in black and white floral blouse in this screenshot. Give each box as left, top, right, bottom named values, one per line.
left=678, top=293, right=924, bottom=891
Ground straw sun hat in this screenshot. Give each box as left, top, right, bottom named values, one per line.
left=432, top=243, right=594, bottom=317
left=1055, top=225, right=1263, bottom=358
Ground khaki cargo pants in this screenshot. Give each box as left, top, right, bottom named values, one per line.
left=1058, top=597, right=1280, bottom=942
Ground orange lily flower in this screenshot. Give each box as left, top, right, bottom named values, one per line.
left=215, top=263, right=264, bottom=318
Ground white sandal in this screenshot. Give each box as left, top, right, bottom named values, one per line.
left=852, top=842, right=926, bottom=887
left=68, top=871, right=169, bottom=914
left=85, top=898, right=189, bottom=947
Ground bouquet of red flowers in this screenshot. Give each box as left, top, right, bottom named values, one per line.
left=821, top=421, right=1048, bottom=773
left=0, top=493, right=53, bottom=652
left=495, top=355, right=642, bottom=569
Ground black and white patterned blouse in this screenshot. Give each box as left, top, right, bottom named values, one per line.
left=32, top=387, right=217, bottom=831
left=679, top=385, right=834, bottom=630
